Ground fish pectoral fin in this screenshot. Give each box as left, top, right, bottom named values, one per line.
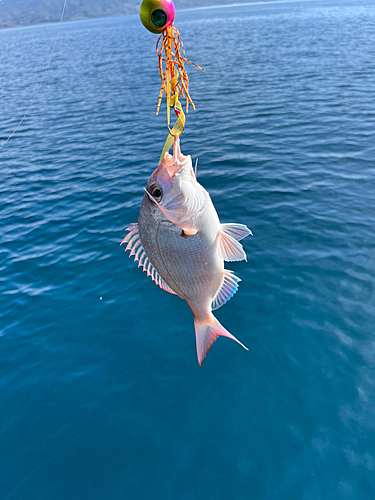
left=220, top=223, right=253, bottom=241
left=145, top=188, right=197, bottom=235
left=217, top=228, right=247, bottom=262
left=212, top=270, right=241, bottom=310
left=194, top=313, right=248, bottom=367
left=145, top=188, right=185, bottom=225
left=121, top=223, right=177, bottom=296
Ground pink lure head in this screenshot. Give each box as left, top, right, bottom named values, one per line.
left=139, top=0, right=175, bottom=34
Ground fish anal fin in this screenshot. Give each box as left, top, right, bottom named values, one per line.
left=212, top=270, right=241, bottom=311
left=194, top=313, right=248, bottom=367
left=221, top=223, right=253, bottom=241
left=217, top=229, right=247, bottom=262
left=122, top=224, right=177, bottom=296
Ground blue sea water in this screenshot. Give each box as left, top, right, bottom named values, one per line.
left=1, top=0, right=375, bottom=498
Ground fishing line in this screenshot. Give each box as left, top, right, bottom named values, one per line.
left=0, top=0, right=67, bottom=151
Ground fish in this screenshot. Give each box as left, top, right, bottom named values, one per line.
left=121, top=137, right=252, bottom=367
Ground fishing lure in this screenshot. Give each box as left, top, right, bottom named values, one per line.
left=139, top=0, right=204, bottom=161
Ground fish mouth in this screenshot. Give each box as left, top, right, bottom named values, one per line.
left=153, top=136, right=192, bottom=182
left=172, top=136, right=186, bottom=163
left=164, top=136, right=189, bottom=174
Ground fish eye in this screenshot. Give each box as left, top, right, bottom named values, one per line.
left=150, top=184, right=163, bottom=202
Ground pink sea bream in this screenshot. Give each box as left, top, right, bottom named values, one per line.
left=122, top=137, right=252, bottom=367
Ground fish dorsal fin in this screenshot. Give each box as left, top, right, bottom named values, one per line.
left=217, top=225, right=247, bottom=262
left=212, top=270, right=241, bottom=310
left=121, top=224, right=177, bottom=296
left=220, top=223, right=253, bottom=241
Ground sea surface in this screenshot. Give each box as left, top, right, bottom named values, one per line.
left=1, top=1, right=375, bottom=498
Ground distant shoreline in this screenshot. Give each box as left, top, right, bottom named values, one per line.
left=0, top=0, right=307, bottom=31
left=1, top=13, right=134, bottom=31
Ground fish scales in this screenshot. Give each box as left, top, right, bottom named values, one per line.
left=139, top=200, right=222, bottom=315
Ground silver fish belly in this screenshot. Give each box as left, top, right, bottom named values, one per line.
left=122, top=137, right=252, bottom=366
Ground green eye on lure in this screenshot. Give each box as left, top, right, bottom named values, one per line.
left=139, top=0, right=175, bottom=34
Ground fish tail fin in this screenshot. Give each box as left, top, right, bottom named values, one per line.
left=194, top=313, right=248, bottom=368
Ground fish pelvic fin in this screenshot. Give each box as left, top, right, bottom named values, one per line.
left=220, top=223, right=253, bottom=241
left=194, top=313, right=248, bottom=368
left=217, top=228, right=247, bottom=262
